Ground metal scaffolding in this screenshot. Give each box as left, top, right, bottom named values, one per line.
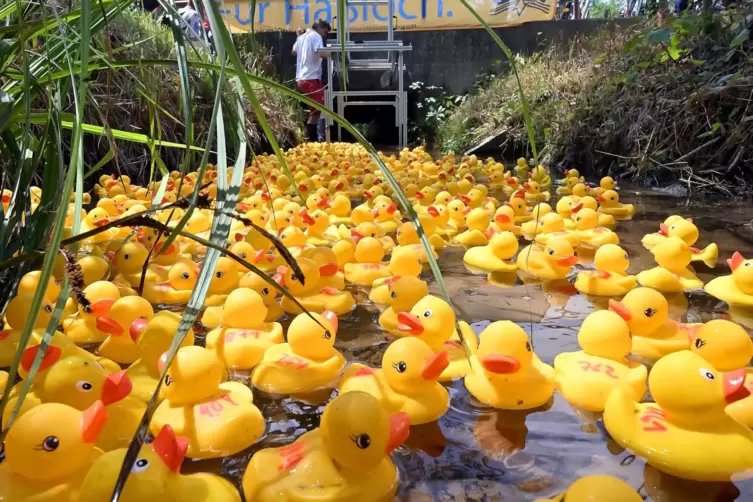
left=319, top=0, right=412, bottom=147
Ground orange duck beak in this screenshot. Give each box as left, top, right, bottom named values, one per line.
left=481, top=354, right=520, bottom=374
left=321, top=310, right=339, bottom=334
left=494, top=213, right=511, bottom=225
left=81, top=401, right=108, bottom=444
left=87, top=298, right=116, bottom=316
left=728, top=251, right=745, bottom=271
left=319, top=263, right=339, bottom=276
left=557, top=255, right=578, bottom=267
left=300, top=209, right=316, bottom=226
left=397, top=312, right=424, bottom=335
left=608, top=299, right=632, bottom=321
left=21, top=344, right=62, bottom=372
left=571, top=202, right=583, bottom=213
left=386, top=412, right=410, bottom=453
left=96, top=316, right=123, bottom=337
left=152, top=424, right=189, bottom=473
left=427, top=206, right=440, bottom=218
left=101, top=370, right=133, bottom=405
left=130, top=317, right=149, bottom=341
left=421, top=351, right=449, bottom=380
left=724, top=369, right=747, bottom=401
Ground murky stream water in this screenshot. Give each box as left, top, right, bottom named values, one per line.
left=185, top=186, right=753, bottom=501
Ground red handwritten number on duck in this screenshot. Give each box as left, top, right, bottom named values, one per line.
left=225, top=329, right=260, bottom=342
left=198, top=394, right=239, bottom=418
left=278, top=442, right=305, bottom=471
left=640, top=407, right=668, bottom=432
left=278, top=353, right=309, bottom=369
left=577, top=361, right=619, bottom=379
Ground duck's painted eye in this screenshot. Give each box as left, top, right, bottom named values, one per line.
left=352, top=433, right=371, bottom=449
left=392, top=361, right=407, bottom=373
left=181, top=272, right=190, bottom=280
left=132, top=458, right=150, bottom=472
left=699, top=368, right=715, bottom=380
left=745, top=262, right=752, bottom=268
left=624, top=254, right=629, bottom=260
left=695, top=338, right=706, bottom=349
left=548, top=249, right=555, bottom=255
left=215, top=271, right=224, bottom=279
left=76, top=381, right=93, bottom=392
left=390, top=291, right=397, bottom=299
left=164, top=375, right=172, bottom=386
left=644, top=308, right=657, bottom=318
left=240, top=253, right=247, bottom=259
left=42, top=436, right=59, bottom=452
left=422, top=309, right=433, bottom=318
left=261, top=287, right=270, bottom=295
left=323, top=329, right=332, bottom=340
left=525, top=341, right=532, bottom=352
left=124, top=253, right=132, bottom=260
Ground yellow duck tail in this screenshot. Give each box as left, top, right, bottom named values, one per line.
left=693, top=242, right=719, bottom=268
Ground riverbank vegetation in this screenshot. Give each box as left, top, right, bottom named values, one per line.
left=439, top=10, right=753, bottom=194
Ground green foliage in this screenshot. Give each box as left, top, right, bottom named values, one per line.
left=409, top=81, right=467, bottom=147
left=589, top=0, right=626, bottom=18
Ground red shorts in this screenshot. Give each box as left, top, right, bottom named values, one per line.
left=297, top=79, right=325, bottom=112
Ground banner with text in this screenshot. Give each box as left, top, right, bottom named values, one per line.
left=221, top=0, right=556, bottom=32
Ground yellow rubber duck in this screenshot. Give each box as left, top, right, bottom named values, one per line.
left=453, top=208, right=492, bottom=247
left=571, top=207, right=620, bottom=249
left=516, top=238, right=578, bottom=281
left=637, top=236, right=704, bottom=292
left=597, top=189, right=634, bottom=217
left=463, top=231, right=519, bottom=273
left=535, top=475, right=641, bottom=502
left=684, top=319, right=753, bottom=429
left=394, top=295, right=455, bottom=351
left=554, top=310, right=647, bottom=412
left=241, top=391, right=410, bottom=501
left=515, top=158, right=529, bottom=180
left=301, top=208, right=339, bottom=246
left=110, top=241, right=165, bottom=287
left=0, top=400, right=108, bottom=501
left=555, top=176, right=579, bottom=197
left=378, top=276, right=430, bottom=336
left=95, top=295, right=155, bottom=364
left=426, top=204, right=458, bottom=238
left=79, top=424, right=242, bottom=502
left=525, top=213, right=580, bottom=248
left=563, top=168, right=585, bottom=183
left=150, top=345, right=265, bottom=459
left=126, top=311, right=195, bottom=403
left=529, top=164, right=551, bottom=188
left=80, top=207, right=116, bottom=244
left=344, top=237, right=391, bottom=286
left=325, top=193, right=352, bottom=226
left=141, top=259, right=200, bottom=305
left=278, top=258, right=355, bottom=315
left=63, top=281, right=121, bottom=344
left=521, top=181, right=550, bottom=205
left=604, top=350, right=753, bottom=482
left=502, top=176, right=521, bottom=197
left=706, top=251, right=753, bottom=306
left=252, top=311, right=345, bottom=395
left=571, top=182, right=591, bottom=198
left=489, top=205, right=521, bottom=235
left=369, top=247, right=424, bottom=305
left=205, top=288, right=284, bottom=370
left=641, top=216, right=719, bottom=267
left=589, top=176, right=618, bottom=198
left=574, top=244, right=637, bottom=296
left=299, top=246, right=346, bottom=291
left=608, top=287, right=692, bottom=360
left=464, top=321, right=554, bottom=409
left=5, top=347, right=144, bottom=452
left=339, top=337, right=450, bottom=424
left=372, top=200, right=401, bottom=234
left=577, top=196, right=617, bottom=228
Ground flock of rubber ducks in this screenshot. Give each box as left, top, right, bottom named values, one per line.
left=1, top=142, right=753, bottom=501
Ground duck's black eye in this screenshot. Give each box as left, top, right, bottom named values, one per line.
left=548, top=249, right=555, bottom=255
left=240, top=253, right=247, bottom=259
left=124, top=253, right=132, bottom=260
left=695, top=338, right=706, bottom=349
left=261, top=288, right=270, bottom=295
left=164, top=375, right=172, bottom=386
left=390, top=291, right=397, bottom=299
left=352, top=434, right=371, bottom=449
left=215, top=271, right=224, bottom=279
left=525, top=341, right=532, bottom=352
left=323, top=330, right=331, bottom=340
left=181, top=272, right=190, bottom=280
left=644, top=308, right=657, bottom=318
left=44, top=305, right=53, bottom=313
left=42, top=436, right=59, bottom=452
left=132, top=458, right=150, bottom=472
left=392, top=361, right=407, bottom=373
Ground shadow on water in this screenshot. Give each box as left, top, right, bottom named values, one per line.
left=183, top=185, right=753, bottom=501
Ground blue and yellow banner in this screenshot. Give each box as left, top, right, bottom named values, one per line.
left=221, top=0, right=556, bottom=32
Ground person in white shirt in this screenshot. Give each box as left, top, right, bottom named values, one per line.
left=177, top=1, right=204, bottom=44
left=292, top=20, right=330, bottom=142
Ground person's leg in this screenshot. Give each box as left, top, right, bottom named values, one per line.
left=297, top=80, right=318, bottom=142
left=311, top=80, right=326, bottom=142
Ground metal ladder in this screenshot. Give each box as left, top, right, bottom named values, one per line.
left=319, top=0, right=412, bottom=147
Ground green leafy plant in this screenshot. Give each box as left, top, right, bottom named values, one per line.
left=409, top=81, right=467, bottom=147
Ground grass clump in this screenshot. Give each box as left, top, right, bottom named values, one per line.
left=440, top=12, right=753, bottom=194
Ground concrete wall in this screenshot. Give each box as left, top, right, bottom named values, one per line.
left=252, top=19, right=634, bottom=94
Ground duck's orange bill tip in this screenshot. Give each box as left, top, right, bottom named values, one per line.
left=523, top=182, right=531, bottom=190
left=371, top=207, right=381, bottom=218
left=21, top=344, right=62, bottom=372
left=239, top=203, right=251, bottom=212
left=484, top=227, right=495, bottom=240
left=102, top=370, right=133, bottom=405
left=253, top=249, right=267, bottom=264
left=495, top=214, right=511, bottom=224
left=385, top=275, right=402, bottom=290
left=261, top=192, right=271, bottom=201
left=421, top=351, right=449, bottom=380
left=317, top=198, right=330, bottom=209
left=506, top=178, right=517, bottom=186
left=729, top=252, right=745, bottom=271
left=351, top=230, right=364, bottom=243
left=336, top=183, right=344, bottom=190
left=92, top=218, right=110, bottom=227
left=414, top=192, right=423, bottom=200
left=319, top=263, right=339, bottom=277
left=301, top=211, right=316, bottom=226
left=597, top=195, right=606, bottom=203
left=481, top=354, right=520, bottom=374
left=321, top=310, right=339, bottom=333
left=273, top=273, right=285, bottom=286
left=557, top=256, right=578, bottom=267
left=96, top=316, right=124, bottom=337
left=685, top=324, right=700, bottom=342
left=234, top=232, right=245, bottom=243
left=658, top=223, right=669, bottom=236
left=571, top=203, right=584, bottom=213
left=504, top=201, right=512, bottom=207
left=153, top=424, right=188, bottom=473
left=80, top=400, right=108, bottom=444
left=686, top=217, right=693, bottom=224
left=88, top=298, right=117, bottom=317
left=427, top=206, right=440, bottom=218
left=513, top=190, right=525, bottom=199
left=157, top=352, right=169, bottom=374
left=386, top=412, right=411, bottom=453
left=397, top=312, right=424, bottom=335
left=608, top=299, right=632, bottom=321
left=130, top=318, right=148, bottom=341
left=724, top=369, right=747, bottom=400
left=387, top=203, right=398, bottom=215
left=2, top=194, right=10, bottom=203
left=298, top=184, right=309, bottom=192
left=564, top=169, right=569, bottom=175
left=462, top=207, right=472, bottom=215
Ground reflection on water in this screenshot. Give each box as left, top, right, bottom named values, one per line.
left=186, top=187, right=753, bottom=500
